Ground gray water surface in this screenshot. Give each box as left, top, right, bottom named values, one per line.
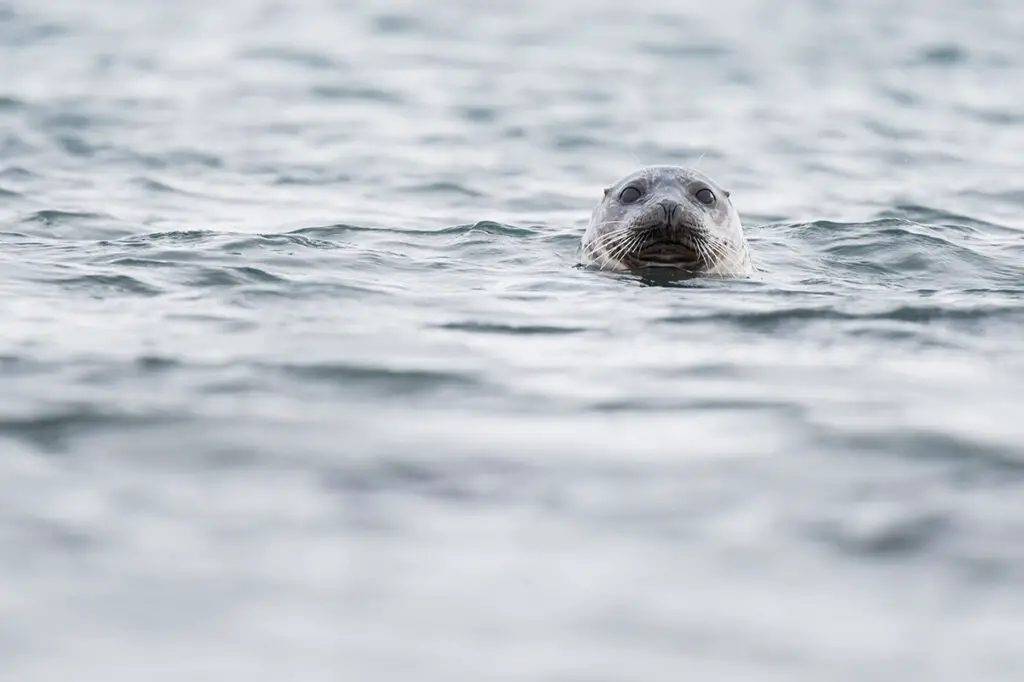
left=3, top=0, right=1024, bottom=680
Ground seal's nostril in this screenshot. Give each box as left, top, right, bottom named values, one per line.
left=659, top=200, right=680, bottom=222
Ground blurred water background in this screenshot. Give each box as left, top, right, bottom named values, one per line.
left=2, top=0, right=1024, bottom=679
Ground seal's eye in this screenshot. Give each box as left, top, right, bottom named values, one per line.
left=619, top=186, right=643, bottom=204
left=695, top=188, right=716, bottom=205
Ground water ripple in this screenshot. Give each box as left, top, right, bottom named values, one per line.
left=268, top=362, right=483, bottom=396
left=0, top=404, right=176, bottom=452
left=436, top=321, right=590, bottom=335
left=46, top=273, right=162, bottom=297
left=20, top=210, right=134, bottom=240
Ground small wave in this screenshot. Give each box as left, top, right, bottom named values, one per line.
left=918, top=44, right=968, bottom=66
left=876, top=204, right=1019, bottom=233
left=287, top=223, right=411, bottom=240
left=134, top=355, right=180, bottom=371
left=39, top=111, right=98, bottom=131
left=0, top=95, right=25, bottom=111
left=453, top=220, right=541, bottom=238
left=0, top=405, right=177, bottom=453
left=588, top=397, right=801, bottom=414
left=186, top=266, right=286, bottom=288
left=27, top=209, right=106, bottom=224
left=437, top=321, right=589, bottom=335
left=238, top=46, right=341, bottom=70
left=322, top=456, right=529, bottom=504
left=0, top=132, right=37, bottom=158
left=46, top=273, right=162, bottom=297
left=956, top=106, right=1024, bottom=126
left=104, top=230, right=219, bottom=247
left=55, top=134, right=99, bottom=158
left=123, top=149, right=225, bottom=171
left=265, top=362, right=482, bottom=397
left=551, top=133, right=603, bottom=151
left=806, top=505, right=951, bottom=558
left=130, top=177, right=208, bottom=196
left=21, top=209, right=134, bottom=240
left=0, top=10, right=66, bottom=47
left=288, top=220, right=538, bottom=240
left=0, top=166, right=38, bottom=181
left=961, top=188, right=1024, bottom=206
left=399, top=181, right=486, bottom=198
left=458, top=105, right=497, bottom=123
left=311, top=84, right=403, bottom=103
left=271, top=168, right=352, bottom=186
left=756, top=216, right=1021, bottom=288
left=638, top=43, right=730, bottom=59
left=656, top=303, right=1024, bottom=329
left=159, top=149, right=224, bottom=169
left=373, top=13, right=421, bottom=33
left=226, top=234, right=342, bottom=251
left=103, top=256, right=185, bottom=269
left=0, top=410, right=90, bottom=452
left=828, top=429, right=1024, bottom=473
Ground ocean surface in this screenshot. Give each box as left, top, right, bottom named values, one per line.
left=3, top=0, right=1024, bottom=679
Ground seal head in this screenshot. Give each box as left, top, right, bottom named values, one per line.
left=581, top=165, right=751, bottom=276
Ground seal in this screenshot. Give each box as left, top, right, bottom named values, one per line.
left=581, top=165, right=752, bottom=277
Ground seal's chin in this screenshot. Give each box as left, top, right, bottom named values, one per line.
left=632, top=239, right=701, bottom=268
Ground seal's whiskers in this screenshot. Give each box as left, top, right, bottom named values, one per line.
left=604, top=232, right=643, bottom=266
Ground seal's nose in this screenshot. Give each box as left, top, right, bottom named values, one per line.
left=658, top=200, right=681, bottom=223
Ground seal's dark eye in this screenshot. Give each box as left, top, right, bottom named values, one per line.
left=619, top=186, right=643, bottom=204
left=695, top=188, right=716, bottom=205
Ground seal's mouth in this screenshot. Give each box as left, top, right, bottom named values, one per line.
left=633, top=239, right=701, bottom=267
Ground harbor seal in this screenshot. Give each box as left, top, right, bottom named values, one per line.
left=581, top=165, right=752, bottom=277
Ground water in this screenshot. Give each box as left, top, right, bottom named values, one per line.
left=3, top=0, right=1024, bottom=679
